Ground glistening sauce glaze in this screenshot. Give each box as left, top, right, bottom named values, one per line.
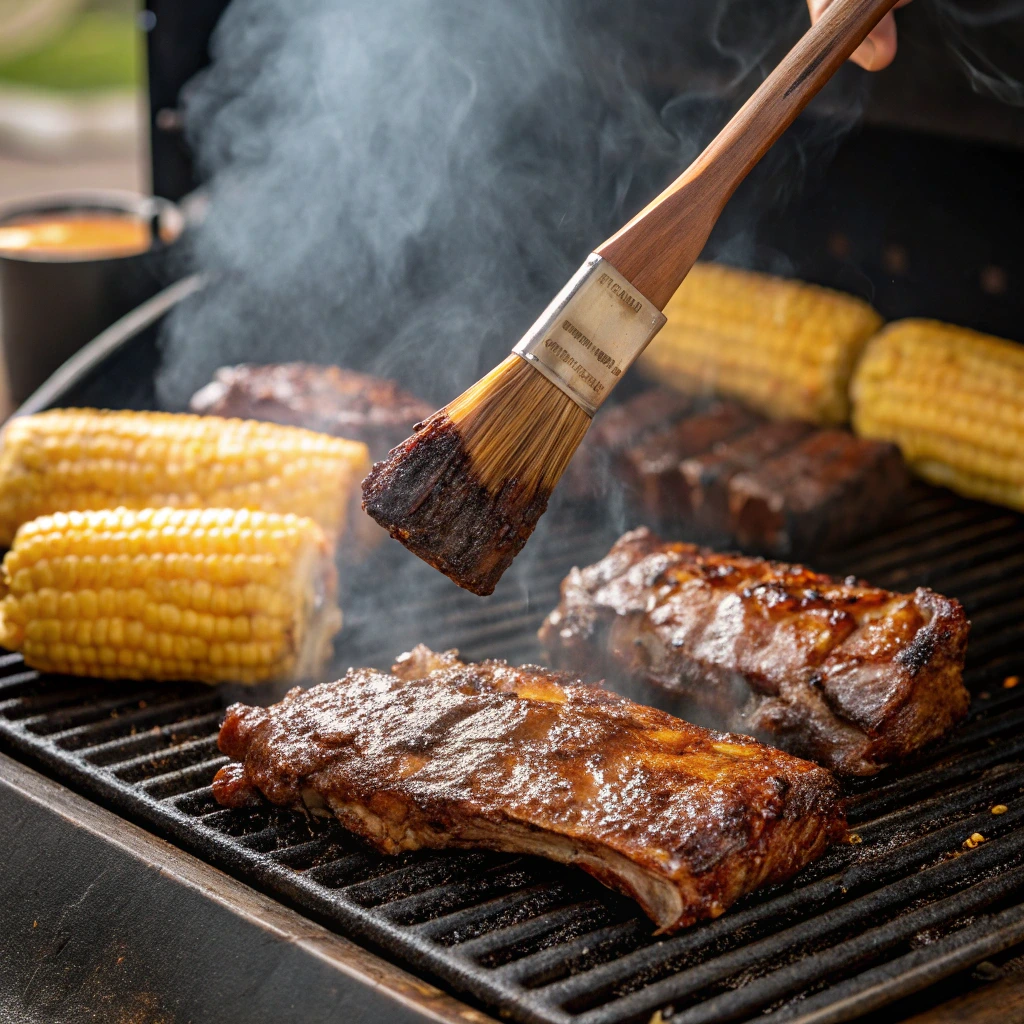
left=212, top=647, right=845, bottom=932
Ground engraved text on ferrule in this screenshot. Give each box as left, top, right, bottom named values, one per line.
left=597, top=272, right=643, bottom=315
left=511, top=254, right=667, bottom=416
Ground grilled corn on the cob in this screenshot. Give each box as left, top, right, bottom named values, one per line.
left=0, top=409, right=371, bottom=547
left=638, top=263, right=883, bottom=425
left=852, top=319, right=1024, bottom=511
left=0, top=507, right=341, bottom=685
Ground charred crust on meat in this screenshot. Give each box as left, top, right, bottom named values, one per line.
left=361, top=413, right=549, bottom=596
left=894, top=621, right=939, bottom=675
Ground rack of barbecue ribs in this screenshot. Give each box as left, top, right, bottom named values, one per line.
left=566, top=389, right=909, bottom=556
left=539, top=529, right=970, bottom=776
left=190, top=363, right=434, bottom=459
left=212, top=645, right=846, bottom=932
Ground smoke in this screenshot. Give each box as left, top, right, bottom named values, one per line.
left=932, top=0, right=1024, bottom=106
left=156, top=0, right=866, bottom=411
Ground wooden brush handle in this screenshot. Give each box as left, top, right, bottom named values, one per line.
left=596, top=0, right=901, bottom=310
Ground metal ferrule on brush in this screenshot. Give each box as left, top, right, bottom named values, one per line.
left=512, top=254, right=667, bottom=417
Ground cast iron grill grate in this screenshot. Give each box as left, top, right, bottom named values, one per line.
left=2, top=490, right=1024, bottom=1024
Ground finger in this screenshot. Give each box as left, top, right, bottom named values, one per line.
left=807, top=0, right=907, bottom=72
left=851, top=11, right=897, bottom=71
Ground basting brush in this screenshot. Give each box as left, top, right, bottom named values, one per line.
left=362, top=0, right=902, bottom=596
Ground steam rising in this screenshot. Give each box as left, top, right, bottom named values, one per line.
left=158, top=0, right=1024, bottom=412
left=933, top=0, right=1024, bottom=106
left=157, top=0, right=864, bottom=412
left=154, top=0, right=884, bottom=667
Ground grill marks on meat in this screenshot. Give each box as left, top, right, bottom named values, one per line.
left=565, top=389, right=696, bottom=500
left=680, top=420, right=814, bottom=537
left=582, top=389, right=907, bottom=557
left=189, top=363, right=434, bottom=459
left=621, top=401, right=757, bottom=516
left=212, top=645, right=845, bottom=932
left=727, top=430, right=910, bottom=556
left=539, top=529, right=970, bottom=776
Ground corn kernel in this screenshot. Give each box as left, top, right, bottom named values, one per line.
left=160, top=604, right=182, bottom=632
left=33, top=561, right=54, bottom=588
left=192, top=580, right=212, bottom=612
left=77, top=589, right=98, bottom=619
left=57, top=591, right=78, bottom=620
left=11, top=568, right=34, bottom=595
left=210, top=587, right=230, bottom=615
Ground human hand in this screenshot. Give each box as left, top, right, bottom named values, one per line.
left=807, top=0, right=912, bottom=71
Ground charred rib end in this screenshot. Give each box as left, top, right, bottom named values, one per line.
left=361, top=412, right=550, bottom=596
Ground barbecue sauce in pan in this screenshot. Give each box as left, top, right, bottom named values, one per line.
left=0, top=213, right=155, bottom=259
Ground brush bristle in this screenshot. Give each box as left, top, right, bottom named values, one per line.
left=447, top=355, right=591, bottom=497
left=361, top=355, right=591, bottom=595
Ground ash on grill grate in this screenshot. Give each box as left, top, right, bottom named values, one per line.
left=2, top=490, right=1024, bottom=1024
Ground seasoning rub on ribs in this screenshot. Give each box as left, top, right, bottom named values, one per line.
left=213, top=645, right=845, bottom=932
left=540, top=528, right=970, bottom=776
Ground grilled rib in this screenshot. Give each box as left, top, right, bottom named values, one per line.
left=539, top=528, right=970, bottom=776
left=564, top=388, right=695, bottom=500
left=618, top=407, right=908, bottom=556
left=679, top=419, right=813, bottom=540
left=727, top=429, right=909, bottom=556
left=189, top=363, right=434, bottom=459
left=621, top=400, right=757, bottom=517
left=212, top=645, right=845, bottom=932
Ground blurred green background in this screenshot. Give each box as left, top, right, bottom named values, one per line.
left=0, top=0, right=146, bottom=418
left=0, top=0, right=140, bottom=92
left=0, top=0, right=145, bottom=185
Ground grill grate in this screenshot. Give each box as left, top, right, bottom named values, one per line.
left=2, top=489, right=1024, bottom=1024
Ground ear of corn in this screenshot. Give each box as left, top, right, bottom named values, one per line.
left=0, top=507, right=342, bottom=685
left=638, top=263, right=883, bottom=425
left=0, top=409, right=372, bottom=548
left=852, top=319, right=1024, bottom=511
